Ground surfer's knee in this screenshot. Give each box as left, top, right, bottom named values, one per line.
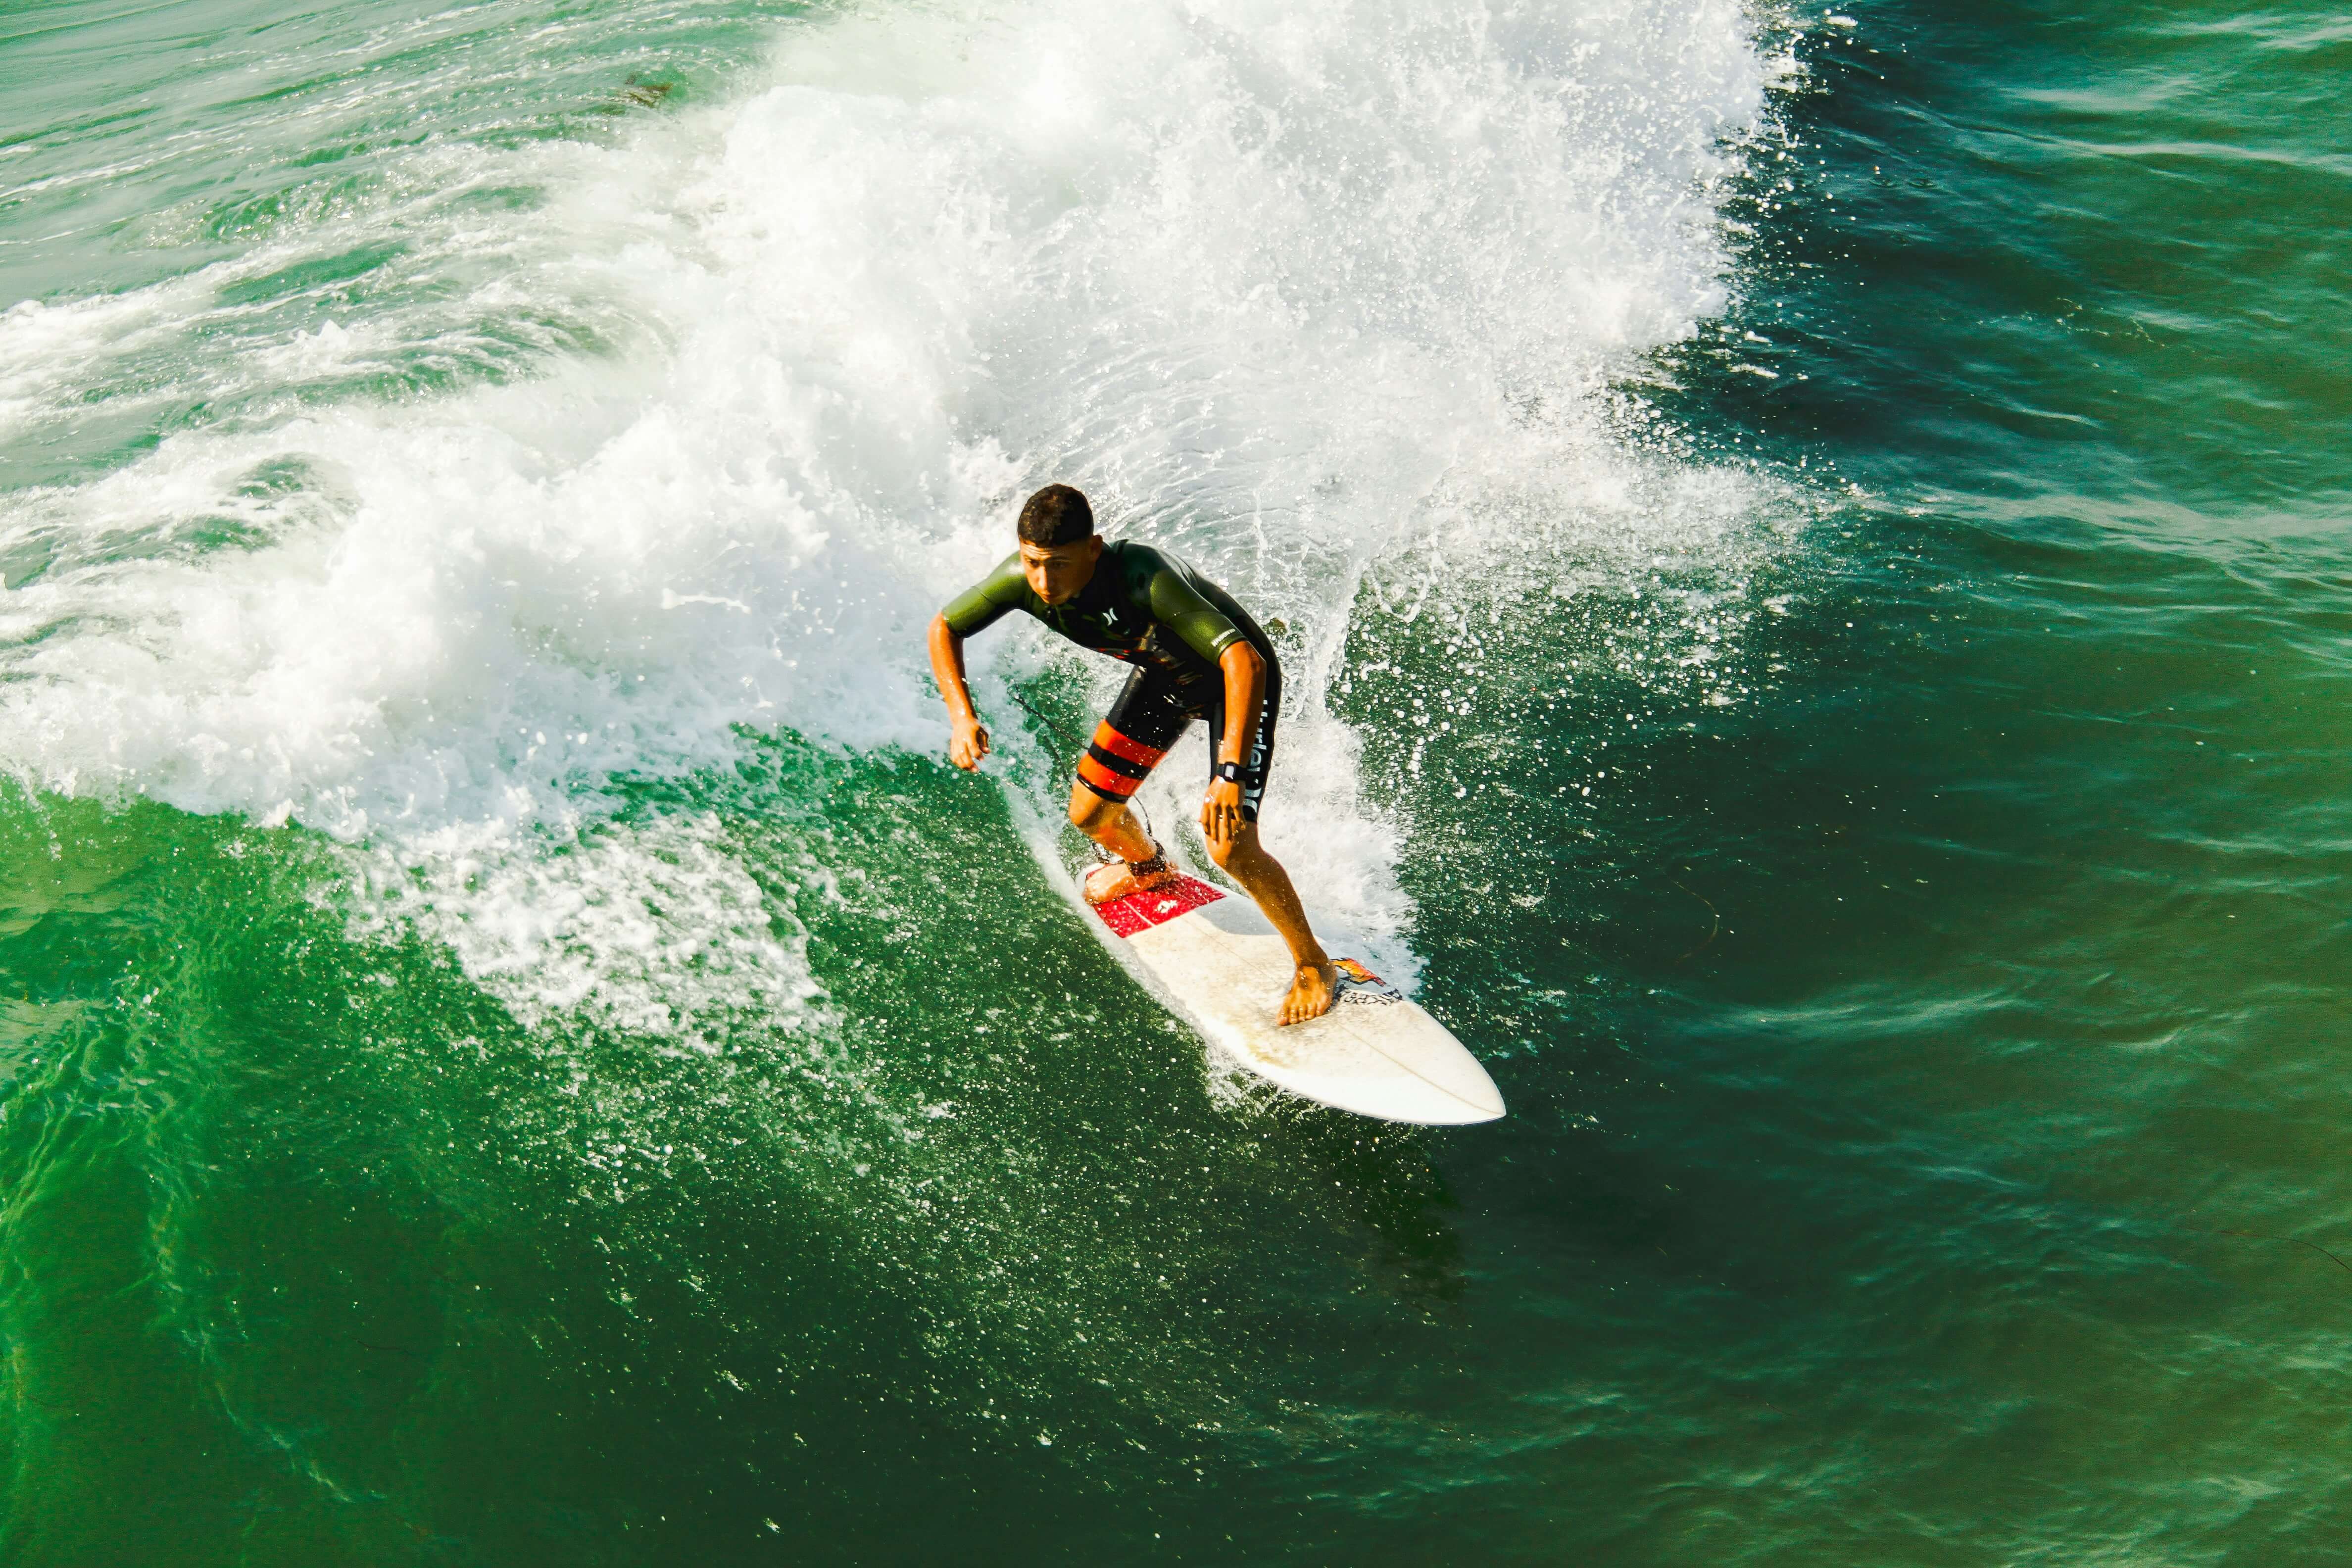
left=1068, top=789, right=1114, bottom=834
left=1205, top=826, right=1256, bottom=872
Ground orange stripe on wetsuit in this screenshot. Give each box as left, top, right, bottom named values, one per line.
left=1091, top=724, right=1167, bottom=769
left=1076, top=721, right=1166, bottom=800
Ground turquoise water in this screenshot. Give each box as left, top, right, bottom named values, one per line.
left=4, top=0, right=2349, bottom=1561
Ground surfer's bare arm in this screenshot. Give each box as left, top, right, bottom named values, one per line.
left=1199, top=640, right=1264, bottom=847
left=928, top=613, right=990, bottom=769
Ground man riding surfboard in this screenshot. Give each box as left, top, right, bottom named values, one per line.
left=928, top=484, right=1339, bottom=1025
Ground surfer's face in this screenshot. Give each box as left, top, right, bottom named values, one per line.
left=1020, top=536, right=1103, bottom=604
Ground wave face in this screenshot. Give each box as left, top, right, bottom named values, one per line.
left=0, top=0, right=1793, bottom=1558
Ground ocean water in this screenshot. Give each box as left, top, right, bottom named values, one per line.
left=2, top=0, right=2346, bottom=1560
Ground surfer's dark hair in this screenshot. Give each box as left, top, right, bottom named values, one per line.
left=1017, top=484, right=1094, bottom=547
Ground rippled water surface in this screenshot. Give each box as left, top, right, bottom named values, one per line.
left=3, top=0, right=2348, bottom=1562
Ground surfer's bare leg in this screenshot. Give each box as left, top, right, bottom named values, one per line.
left=1069, top=779, right=1174, bottom=901
left=1206, top=823, right=1336, bottom=1026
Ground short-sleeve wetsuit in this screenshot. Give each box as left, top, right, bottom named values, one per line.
left=939, top=541, right=1282, bottom=820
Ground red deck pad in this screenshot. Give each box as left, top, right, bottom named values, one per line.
left=1090, top=724, right=1168, bottom=769
left=1092, top=874, right=1226, bottom=938
left=1077, top=754, right=1142, bottom=797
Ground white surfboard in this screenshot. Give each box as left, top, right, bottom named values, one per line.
left=1087, top=873, right=1505, bottom=1126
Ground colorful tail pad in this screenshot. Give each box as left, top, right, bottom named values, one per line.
left=1091, top=874, right=1225, bottom=938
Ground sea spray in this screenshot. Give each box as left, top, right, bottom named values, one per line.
left=0, top=0, right=1779, bottom=1049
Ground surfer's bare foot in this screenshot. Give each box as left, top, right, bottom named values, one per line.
left=1084, top=854, right=1176, bottom=905
left=1278, top=961, right=1338, bottom=1026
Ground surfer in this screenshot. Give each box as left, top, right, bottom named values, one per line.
left=928, top=485, right=1338, bottom=1025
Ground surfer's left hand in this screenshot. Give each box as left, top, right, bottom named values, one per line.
left=1200, top=777, right=1244, bottom=848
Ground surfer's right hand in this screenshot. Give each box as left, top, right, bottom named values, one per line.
left=949, top=717, right=990, bottom=770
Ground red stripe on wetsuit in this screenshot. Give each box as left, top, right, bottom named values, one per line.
left=1076, top=722, right=1166, bottom=799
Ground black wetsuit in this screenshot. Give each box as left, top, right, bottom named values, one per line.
left=939, top=541, right=1281, bottom=819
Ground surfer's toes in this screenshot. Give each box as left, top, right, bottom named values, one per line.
left=1084, top=857, right=1178, bottom=905
left=1277, top=963, right=1339, bottom=1027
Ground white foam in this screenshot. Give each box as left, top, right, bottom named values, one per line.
left=0, top=0, right=1777, bottom=1029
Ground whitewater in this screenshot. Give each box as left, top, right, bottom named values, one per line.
left=1, top=0, right=1782, bottom=1037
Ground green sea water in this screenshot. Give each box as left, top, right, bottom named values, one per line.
left=3, top=0, right=2349, bottom=1562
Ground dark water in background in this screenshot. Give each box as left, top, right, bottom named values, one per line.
left=3, top=0, right=2350, bottom=1562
